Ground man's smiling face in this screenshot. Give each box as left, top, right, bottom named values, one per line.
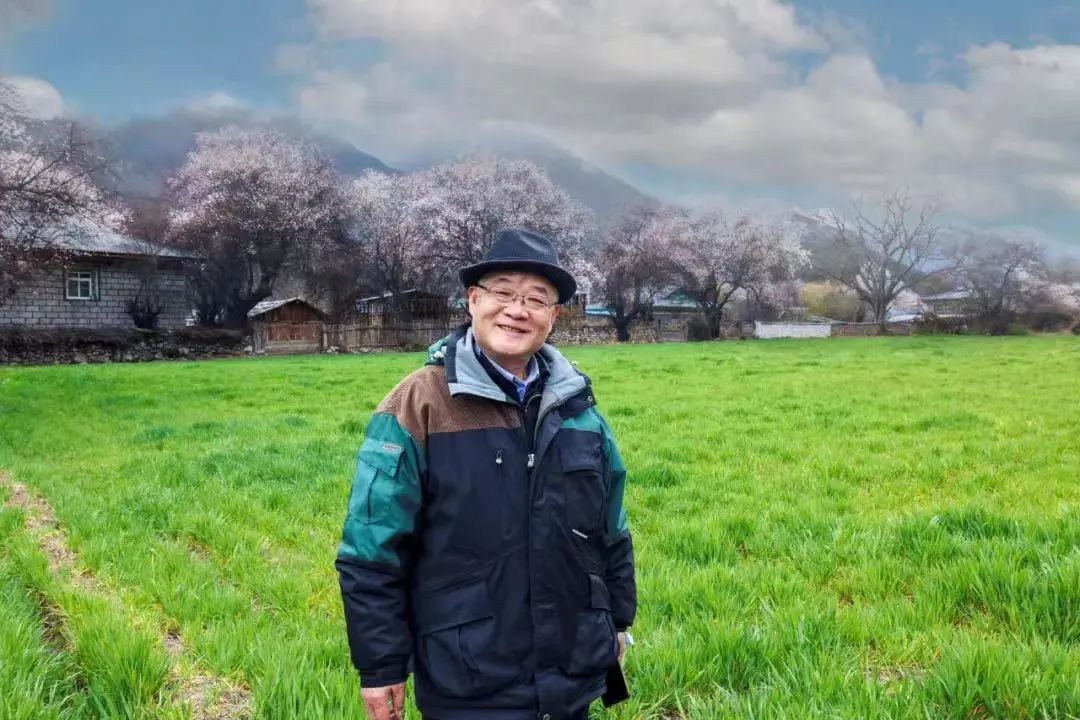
left=467, top=270, right=560, bottom=371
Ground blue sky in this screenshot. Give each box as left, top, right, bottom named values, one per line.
left=7, top=0, right=1078, bottom=120
left=3, top=0, right=309, bottom=119
left=3, top=0, right=1079, bottom=251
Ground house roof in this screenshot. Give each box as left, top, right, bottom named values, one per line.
left=247, top=297, right=324, bottom=319
left=356, top=288, right=447, bottom=303
left=55, top=224, right=201, bottom=259
left=921, top=290, right=972, bottom=302
left=585, top=304, right=615, bottom=317
left=651, top=288, right=697, bottom=308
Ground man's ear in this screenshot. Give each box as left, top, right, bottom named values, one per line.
left=548, top=304, right=563, bottom=331
left=465, top=286, right=479, bottom=316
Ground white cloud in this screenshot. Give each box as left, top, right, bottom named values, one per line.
left=1, top=75, right=64, bottom=119
left=275, top=43, right=316, bottom=75
left=184, top=91, right=247, bottom=115
left=288, top=0, right=1080, bottom=224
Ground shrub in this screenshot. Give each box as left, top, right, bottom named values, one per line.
left=686, top=315, right=711, bottom=342
left=1025, top=309, right=1075, bottom=332
left=913, top=314, right=967, bottom=335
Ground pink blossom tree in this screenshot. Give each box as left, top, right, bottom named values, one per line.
left=0, top=80, right=121, bottom=306
left=167, top=126, right=345, bottom=327
left=672, top=210, right=808, bottom=337
left=415, top=156, right=593, bottom=287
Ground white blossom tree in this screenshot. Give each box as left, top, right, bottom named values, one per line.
left=594, top=205, right=681, bottom=340
left=957, top=236, right=1046, bottom=329
left=167, top=126, right=345, bottom=327
left=818, top=192, right=947, bottom=323
left=344, top=170, right=439, bottom=318
left=672, top=210, right=808, bottom=337
left=0, top=80, right=120, bottom=306
left=415, top=156, right=593, bottom=286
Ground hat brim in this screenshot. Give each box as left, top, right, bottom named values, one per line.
left=459, top=259, right=577, bottom=304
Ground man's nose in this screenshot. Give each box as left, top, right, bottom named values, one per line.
left=502, top=299, right=530, bottom=319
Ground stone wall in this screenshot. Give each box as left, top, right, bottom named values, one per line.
left=829, top=322, right=914, bottom=337
left=629, top=320, right=660, bottom=343
left=0, top=258, right=191, bottom=330
left=550, top=316, right=617, bottom=345
left=0, top=327, right=246, bottom=365
left=549, top=316, right=663, bottom=345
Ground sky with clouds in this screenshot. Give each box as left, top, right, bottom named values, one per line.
left=2, top=0, right=1079, bottom=253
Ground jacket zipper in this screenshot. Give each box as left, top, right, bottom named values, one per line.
left=494, top=449, right=515, bottom=540
left=529, top=383, right=593, bottom=471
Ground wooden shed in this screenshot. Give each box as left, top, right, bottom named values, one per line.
left=248, top=297, right=326, bottom=355
left=354, top=289, right=450, bottom=326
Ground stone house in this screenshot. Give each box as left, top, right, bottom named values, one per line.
left=920, top=290, right=974, bottom=318
left=0, top=227, right=199, bottom=330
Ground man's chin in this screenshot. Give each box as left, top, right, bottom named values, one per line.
left=491, top=335, right=536, bottom=357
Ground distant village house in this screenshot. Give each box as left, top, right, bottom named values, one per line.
left=0, top=227, right=198, bottom=330
left=248, top=297, right=326, bottom=355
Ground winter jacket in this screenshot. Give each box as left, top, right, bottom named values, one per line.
left=336, top=325, right=636, bottom=720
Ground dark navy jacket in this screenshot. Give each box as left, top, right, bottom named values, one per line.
left=336, top=326, right=636, bottom=720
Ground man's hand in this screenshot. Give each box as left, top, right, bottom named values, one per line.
left=361, top=682, right=406, bottom=720
left=617, top=632, right=629, bottom=665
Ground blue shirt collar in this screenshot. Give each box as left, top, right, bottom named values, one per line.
left=471, top=335, right=539, bottom=404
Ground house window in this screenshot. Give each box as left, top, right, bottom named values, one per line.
left=65, top=268, right=97, bottom=300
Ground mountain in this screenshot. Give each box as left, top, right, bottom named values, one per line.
left=107, top=109, right=396, bottom=198
left=789, top=211, right=847, bottom=281
left=459, top=133, right=658, bottom=226
left=105, top=110, right=656, bottom=234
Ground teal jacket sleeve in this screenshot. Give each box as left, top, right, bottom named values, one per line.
left=335, top=412, right=425, bottom=687
left=600, top=413, right=637, bottom=631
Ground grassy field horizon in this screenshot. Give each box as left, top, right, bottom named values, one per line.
left=2, top=335, right=1079, bottom=719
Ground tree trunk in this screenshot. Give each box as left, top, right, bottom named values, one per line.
left=707, top=307, right=723, bottom=339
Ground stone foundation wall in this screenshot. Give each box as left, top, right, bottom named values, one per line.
left=549, top=317, right=660, bottom=345
left=0, top=327, right=246, bottom=365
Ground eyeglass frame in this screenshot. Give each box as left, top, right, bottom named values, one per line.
left=473, top=282, right=559, bottom=312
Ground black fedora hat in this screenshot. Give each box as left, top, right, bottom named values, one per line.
left=459, top=228, right=577, bottom=304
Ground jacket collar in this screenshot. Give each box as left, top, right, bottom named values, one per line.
left=426, top=325, right=588, bottom=414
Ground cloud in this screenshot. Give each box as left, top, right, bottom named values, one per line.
left=0, top=0, right=52, bottom=42
left=288, top=0, right=1080, bottom=225
left=1, top=75, right=63, bottom=119
left=184, top=91, right=248, bottom=116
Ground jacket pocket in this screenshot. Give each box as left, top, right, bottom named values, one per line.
left=559, top=439, right=607, bottom=534
left=347, top=438, right=404, bottom=525
left=415, top=578, right=520, bottom=699
left=562, top=573, right=618, bottom=677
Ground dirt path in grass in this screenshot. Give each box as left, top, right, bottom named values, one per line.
left=2, top=472, right=253, bottom=720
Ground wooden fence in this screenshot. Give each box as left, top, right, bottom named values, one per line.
left=323, top=321, right=453, bottom=351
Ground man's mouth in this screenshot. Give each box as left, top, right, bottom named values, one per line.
left=497, top=324, right=528, bottom=335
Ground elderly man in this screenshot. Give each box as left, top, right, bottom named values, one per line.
left=337, top=228, right=636, bottom=720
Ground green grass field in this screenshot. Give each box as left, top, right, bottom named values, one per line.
left=1, top=335, right=1079, bottom=719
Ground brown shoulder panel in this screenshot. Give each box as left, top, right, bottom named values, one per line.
left=376, top=365, right=521, bottom=447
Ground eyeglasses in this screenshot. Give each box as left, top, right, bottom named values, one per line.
left=475, top=283, right=556, bottom=312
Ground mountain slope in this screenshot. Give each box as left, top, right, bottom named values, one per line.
left=108, top=109, right=396, bottom=197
